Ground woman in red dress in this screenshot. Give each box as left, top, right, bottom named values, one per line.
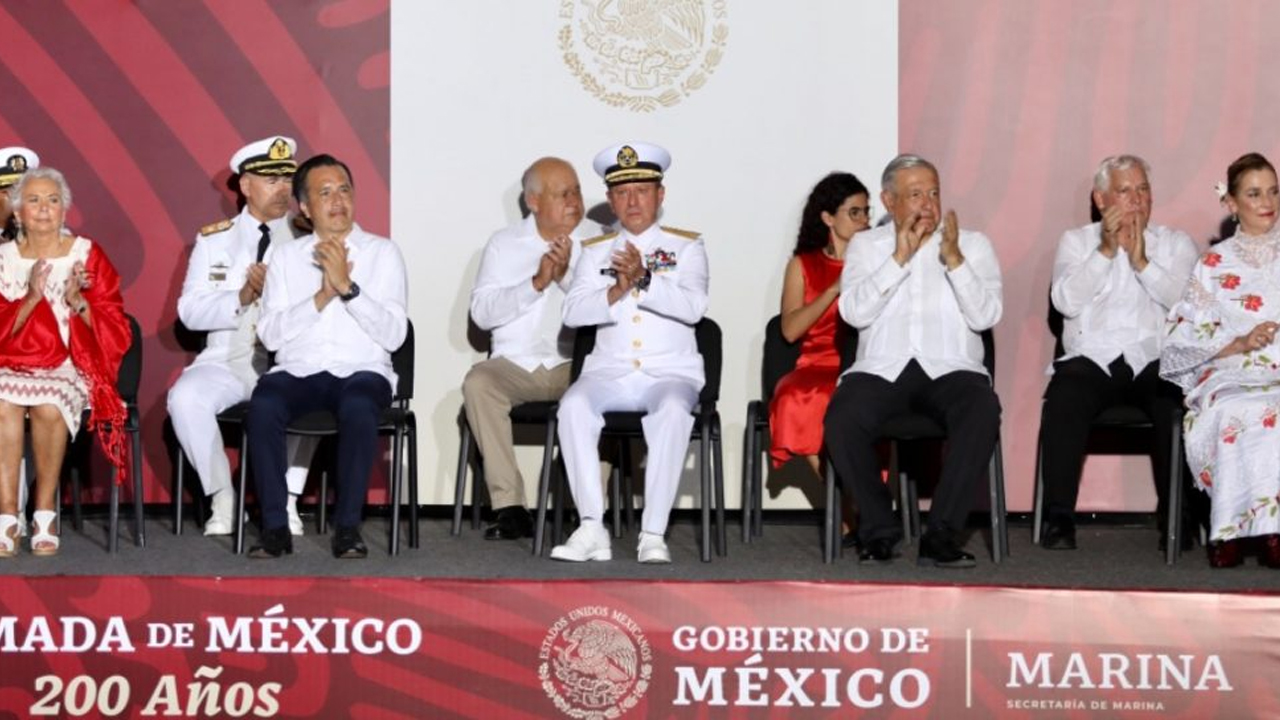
left=769, top=173, right=870, bottom=537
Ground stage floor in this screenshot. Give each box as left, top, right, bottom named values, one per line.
left=4, top=510, right=1278, bottom=593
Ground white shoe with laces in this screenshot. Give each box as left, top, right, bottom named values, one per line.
left=550, top=522, right=612, bottom=562
left=287, top=494, right=304, bottom=536
left=203, top=490, right=236, bottom=536
left=637, top=532, right=671, bottom=564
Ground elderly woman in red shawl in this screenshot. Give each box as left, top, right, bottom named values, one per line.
left=0, top=167, right=130, bottom=557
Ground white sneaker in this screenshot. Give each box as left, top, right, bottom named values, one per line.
left=287, top=495, right=304, bottom=536
left=637, top=532, right=671, bottom=564
left=550, top=523, right=612, bottom=562
left=203, top=490, right=236, bottom=536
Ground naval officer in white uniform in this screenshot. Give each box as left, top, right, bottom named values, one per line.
left=169, top=137, right=316, bottom=536
left=551, top=142, right=709, bottom=564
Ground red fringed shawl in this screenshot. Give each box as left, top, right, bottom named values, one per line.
left=0, top=241, right=130, bottom=481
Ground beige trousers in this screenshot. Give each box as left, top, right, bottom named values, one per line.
left=462, top=358, right=570, bottom=509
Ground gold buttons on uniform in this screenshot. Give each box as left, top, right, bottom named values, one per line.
left=632, top=315, right=641, bottom=323
left=632, top=339, right=642, bottom=348
left=633, top=359, right=641, bottom=369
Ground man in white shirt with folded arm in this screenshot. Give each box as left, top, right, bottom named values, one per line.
left=464, top=156, right=595, bottom=541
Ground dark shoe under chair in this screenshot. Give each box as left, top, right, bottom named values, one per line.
left=332, top=526, right=368, bottom=559
left=1261, top=534, right=1280, bottom=569
left=917, top=527, right=977, bottom=569
left=248, top=527, right=293, bottom=559
left=858, top=537, right=898, bottom=565
left=485, top=506, right=534, bottom=541
left=1207, top=539, right=1242, bottom=569
left=1040, top=517, right=1077, bottom=551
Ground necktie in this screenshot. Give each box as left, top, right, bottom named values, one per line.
left=256, top=223, right=270, bottom=263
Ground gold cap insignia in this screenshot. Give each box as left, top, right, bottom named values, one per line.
left=268, top=138, right=292, bottom=161
left=617, top=145, right=638, bottom=169
left=8, top=155, right=26, bottom=173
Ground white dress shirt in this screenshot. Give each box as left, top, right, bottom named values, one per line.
left=562, top=224, right=708, bottom=385
left=469, top=215, right=598, bottom=371
left=258, top=223, right=408, bottom=389
left=839, top=221, right=1003, bottom=381
left=176, top=208, right=299, bottom=380
left=1049, top=222, right=1198, bottom=375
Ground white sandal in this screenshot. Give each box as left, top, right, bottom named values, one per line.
left=30, top=510, right=59, bottom=557
left=0, top=514, right=18, bottom=558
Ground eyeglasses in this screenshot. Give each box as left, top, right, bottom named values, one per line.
left=847, top=206, right=873, bottom=220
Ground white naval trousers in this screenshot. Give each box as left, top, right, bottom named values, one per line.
left=557, top=372, right=698, bottom=535
left=167, top=363, right=313, bottom=496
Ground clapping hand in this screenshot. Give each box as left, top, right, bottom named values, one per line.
left=893, top=212, right=931, bottom=266
left=610, top=242, right=645, bottom=291
left=239, top=263, right=267, bottom=306
left=938, top=210, right=964, bottom=270
left=313, top=237, right=353, bottom=301
left=533, top=235, right=573, bottom=291
left=1241, top=321, right=1280, bottom=353
left=25, top=259, right=50, bottom=304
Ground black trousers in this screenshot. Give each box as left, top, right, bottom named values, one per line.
left=1039, top=356, right=1192, bottom=524
left=247, top=371, right=392, bottom=532
left=823, top=360, right=1001, bottom=544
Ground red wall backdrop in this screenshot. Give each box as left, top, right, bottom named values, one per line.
left=899, top=0, right=1280, bottom=510
left=0, top=0, right=389, bottom=502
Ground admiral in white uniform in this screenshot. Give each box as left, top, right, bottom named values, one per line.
left=551, top=142, right=709, bottom=564
left=168, top=137, right=316, bottom=536
left=0, top=147, right=38, bottom=240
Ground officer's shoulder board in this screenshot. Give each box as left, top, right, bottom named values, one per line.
left=199, top=218, right=235, bottom=237
left=661, top=225, right=701, bottom=240
left=581, top=231, right=618, bottom=248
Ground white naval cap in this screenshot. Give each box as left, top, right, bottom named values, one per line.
left=592, top=142, right=670, bottom=187
left=229, top=136, right=298, bottom=176
left=0, top=147, right=38, bottom=188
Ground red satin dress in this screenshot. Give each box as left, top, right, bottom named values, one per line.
left=768, top=250, right=844, bottom=467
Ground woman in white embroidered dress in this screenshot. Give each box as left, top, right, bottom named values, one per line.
left=0, top=168, right=129, bottom=557
left=1161, top=152, right=1280, bottom=569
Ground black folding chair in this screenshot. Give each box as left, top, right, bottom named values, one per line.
left=537, top=318, right=726, bottom=562
left=452, top=400, right=558, bottom=535
left=740, top=315, right=801, bottom=542
left=823, top=327, right=1008, bottom=564
left=233, top=321, right=418, bottom=555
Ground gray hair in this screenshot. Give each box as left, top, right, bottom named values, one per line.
left=10, top=166, right=72, bottom=215
left=1093, top=154, right=1151, bottom=193
left=881, top=154, right=938, bottom=193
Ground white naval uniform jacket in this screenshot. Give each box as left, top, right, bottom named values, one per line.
left=562, top=223, right=709, bottom=388
left=176, top=208, right=301, bottom=381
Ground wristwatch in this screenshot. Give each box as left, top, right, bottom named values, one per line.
left=339, top=282, right=361, bottom=303
left=635, top=269, right=652, bottom=291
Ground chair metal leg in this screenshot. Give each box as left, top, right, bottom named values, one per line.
left=1167, top=417, right=1184, bottom=565
left=533, top=416, right=557, bottom=556
left=408, top=420, right=420, bottom=548
left=609, top=461, right=623, bottom=539
left=752, top=426, right=765, bottom=539
left=452, top=419, right=472, bottom=536
left=390, top=426, right=404, bottom=556
left=988, top=439, right=1007, bottom=564
left=71, top=463, right=84, bottom=532
left=552, top=457, right=566, bottom=546
left=823, top=464, right=837, bottom=564
left=471, top=462, right=485, bottom=530
left=891, top=442, right=911, bottom=545
left=175, top=447, right=186, bottom=536
left=132, top=427, right=145, bottom=548
left=741, top=409, right=755, bottom=544
left=713, top=419, right=726, bottom=557
left=234, top=429, right=249, bottom=555
left=699, top=425, right=711, bottom=564
left=107, top=475, right=119, bottom=554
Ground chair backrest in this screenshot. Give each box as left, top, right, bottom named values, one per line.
left=760, top=314, right=800, bottom=403
left=839, top=320, right=996, bottom=379
left=1046, top=288, right=1066, bottom=360
left=570, top=317, right=722, bottom=406
left=118, top=314, right=142, bottom=402
left=391, top=319, right=415, bottom=401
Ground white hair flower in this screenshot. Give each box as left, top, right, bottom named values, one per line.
left=1215, top=181, right=1228, bottom=201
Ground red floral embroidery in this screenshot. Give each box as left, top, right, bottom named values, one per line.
left=1218, top=273, right=1241, bottom=290
left=1199, top=469, right=1213, bottom=487
left=1222, top=423, right=1241, bottom=444
left=1235, top=294, right=1264, bottom=312
left=1223, top=432, right=1238, bottom=444
left=1197, top=368, right=1215, bottom=386
left=1203, top=253, right=1222, bottom=267
left=1264, top=408, right=1278, bottom=429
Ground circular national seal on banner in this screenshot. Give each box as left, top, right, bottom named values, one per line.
left=558, top=0, right=729, bottom=113
left=539, top=606, right=653, bottom=718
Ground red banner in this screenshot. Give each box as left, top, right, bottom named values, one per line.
left=0, top=577, right=1276, bottom=718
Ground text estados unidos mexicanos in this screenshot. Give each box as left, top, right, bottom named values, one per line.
left=0, top=604, right=423, bottom=655
left=670, top=625, right=931, bottom=709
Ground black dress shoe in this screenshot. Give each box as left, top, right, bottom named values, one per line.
left=858, top=537, right=897, bottom=565
left=248, top=527, right=293, bottom=559
left=1262, top=535, right=1280, bottom=569
left=332, top=526, right=368, bottom=559
left=485, top=507, right=534, bottom=541
left=918, top=529, right=977, bottom=568
left=1041, top=517, right=1077, bottom=551
left=1207, top=539, right=1242, bottom=568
